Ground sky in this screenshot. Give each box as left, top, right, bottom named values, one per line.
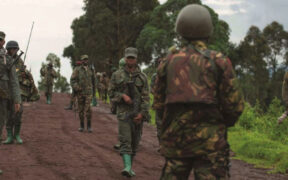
left=1, top=0, right=288, bottom=86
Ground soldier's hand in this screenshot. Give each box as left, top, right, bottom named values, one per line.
left=14, top=104, right=21, bottom=113
left=122, top=94, right=133, bottom=105
left=133, top=113, right=143, bottom=124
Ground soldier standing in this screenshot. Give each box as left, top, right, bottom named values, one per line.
left=40, top=62, right=57, bottom=104
left=153, top=5, right=244, bottom=180
left=0, top=32, right=21, bottom=174
left=70, top=55, right=95, bottom=132
left=109, top=47, right=150, bottom=177
left=3, top=41, right=39, bottom=144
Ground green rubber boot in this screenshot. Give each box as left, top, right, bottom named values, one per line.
left=47, top=96, right=51, bottom=104
left=3, top=129, right=13, bottom=144
left=14, top=125, right=23, bottom=144
left=92, top=97, right=97, bottom=106
left=121, top=154, right=134, bottom=177
left=0, top=169, right=2, bottom=175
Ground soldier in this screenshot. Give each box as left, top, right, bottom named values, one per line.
left=153, top=5, right=244, bottom=180
left=278, top=72, right=288, bottom=124
left=65, top=60, right=82, bottom=110
left=99, top=72, right=109, bottom=103
left=70, top=55, right=95, bottom=132
left=0, top=32, right=21, bottom=174
left=3, top=41, right=39, bottom=144
left=109, top=47, right=150, bottom=177
left=40, top=62, right=57, bottom=104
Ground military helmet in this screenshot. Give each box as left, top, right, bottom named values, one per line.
left=81, top=54, right=89, bottom=60
left=6, top=40, right=19, bottom=49
left=119, top=58, right=125, bottom=68
left=175, top=4, right=213, bottom=40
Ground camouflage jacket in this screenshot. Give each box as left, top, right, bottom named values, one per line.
left=70, top=65, right=95, bottom=96
left=16, top=59, right=39, bottom=102
left=0, top=52, right=21, bottom=103
left=40, top=66, right=57, bottom=86
left=108, top=66, right=150, bottom=121
left=153, top=41, right=244, bottom=127
left=282, top=72, right=288, bottom=107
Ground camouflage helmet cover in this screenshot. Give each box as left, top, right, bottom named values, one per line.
left=6, top=40, right=19, bottom=49
left=0, top=31, right=5, bottom=40
left=175, top=4, right=213, bottom=39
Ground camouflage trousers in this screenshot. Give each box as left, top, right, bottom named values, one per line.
left=118, top=119, right=143, bottom=155
left=7, top=101, right=23, bottom=133
left=78, top=95, right=92, bottom=122
left=160, top=154, right=229, bottom=180
left=44, top=84, right=53, bottom=98
left=155, top=110, right=163, bottom=144
left=0, top=99, right=8, bottom=140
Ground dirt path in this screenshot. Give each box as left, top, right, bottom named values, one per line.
left=0, top=93, right=287, bottom=180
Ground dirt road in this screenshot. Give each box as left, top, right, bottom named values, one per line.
left=0, top=93, right=287, bottom=180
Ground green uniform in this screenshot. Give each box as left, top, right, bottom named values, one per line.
left=153, top=41, right=244, bottom=180
left=0, top=49, right=21, bottom=141
left=5, top=59, right=39, bottom=144
left=70, top=64, right=95, bottom=131
left=108, top=66, right=150, bottom=155
left=40, top=65, right=57, bottom=103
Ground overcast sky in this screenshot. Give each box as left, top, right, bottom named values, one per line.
left=1, top=0, right=287, bottom=86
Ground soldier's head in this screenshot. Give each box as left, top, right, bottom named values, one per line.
left=48, top=62, right=53, bottom=68
left=124, top=47, right=138, bottom=68
left=6, top=40, right=19, bottom=56
left=0, top=31, right=6, bottom=48
left=80, top=54, right=89, bottom=66
left=175, top=4, right=213, bottom=41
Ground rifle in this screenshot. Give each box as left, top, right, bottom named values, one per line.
left=90, top=64, right=97, bottom=106
left=24, top=22, right=34, bottom=63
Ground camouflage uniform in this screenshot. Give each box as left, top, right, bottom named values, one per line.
left=108, top=47, right=150, bottom=177
left=40, top=64, right=57, bottom=104
left=154, top=39, right=244, bottom=179
left=99, top=72, right=109, bottom=103
left=4, top=58, right=39, bottom=144
left=70, top=55, right=96, bottom=132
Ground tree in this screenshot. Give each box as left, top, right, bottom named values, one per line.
left=64, top=0, right=159, bottom=74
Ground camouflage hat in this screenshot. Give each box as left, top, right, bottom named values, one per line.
left=0, top=31, right=5, bottom=40
left=81, top=54, right=89, bottom=60
left=124, top=47, right=138, bottom=58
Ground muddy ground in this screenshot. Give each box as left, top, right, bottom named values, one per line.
left=0, top=93, right=287, bottom=180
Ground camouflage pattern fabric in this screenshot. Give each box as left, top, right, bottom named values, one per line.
left=6, top=102, right=23, bottom=132
left=99, top=74, right=109, bottom=102
left=16, top=59, right=39, bottom=102
left=108, top=66, right=150, bottom=155
left=282, top=72, right=288, bottom=108
left=70, top=64, right=95, bottom=124
left=153, top=41, right=244, bottom=179
left=40, top=65, right=57, bottom=98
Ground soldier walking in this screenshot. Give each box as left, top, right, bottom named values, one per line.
left=109, top=47, right=150, bottom=177
left=40, top=62, right=57, bottom=104
left=153, top=5, right=244, bottom=180
left=3, top=41, right=39, bottom=144
left=0, top=31, right=21, bottom=174
left=70, top=55, right=96, bottom=132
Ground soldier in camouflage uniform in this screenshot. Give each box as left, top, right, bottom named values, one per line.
left=3, top=41, right=39, bottom=144
left=109, top=47, right=150, bottom=177
left=40, top=62, right=57, bottom=104
left=0, top=32, right=21, bottom=174
left=153, top=5, right=244, bottom=180
left=70, top=55, right=96, bottom=132
left=99, top=72, right=109, bottom=103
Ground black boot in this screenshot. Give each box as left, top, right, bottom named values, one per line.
left=78, top=120, right=84, bottom=132
left=87, top=120, right=92, bottom=133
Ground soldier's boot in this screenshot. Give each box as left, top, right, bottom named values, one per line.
left=3, top=129, right=14, bottom=144
left=64, top=101, right=73, bottom=110
left=0, top=169, right=2, bottom=175
left=87, top=120, right=92, bottom=133
left=47, top=96, right=51, bottom=105
left=78, top=120, right=84, bottom=132
left=92, top=97, right=97, bottom=107
left=14, top=125, right=23, bottom=144
left=46, top=96, right=49, bottom=104
left=131, top=155, right=136, bottom=176
left=121, top=154, right=134, bottom=177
